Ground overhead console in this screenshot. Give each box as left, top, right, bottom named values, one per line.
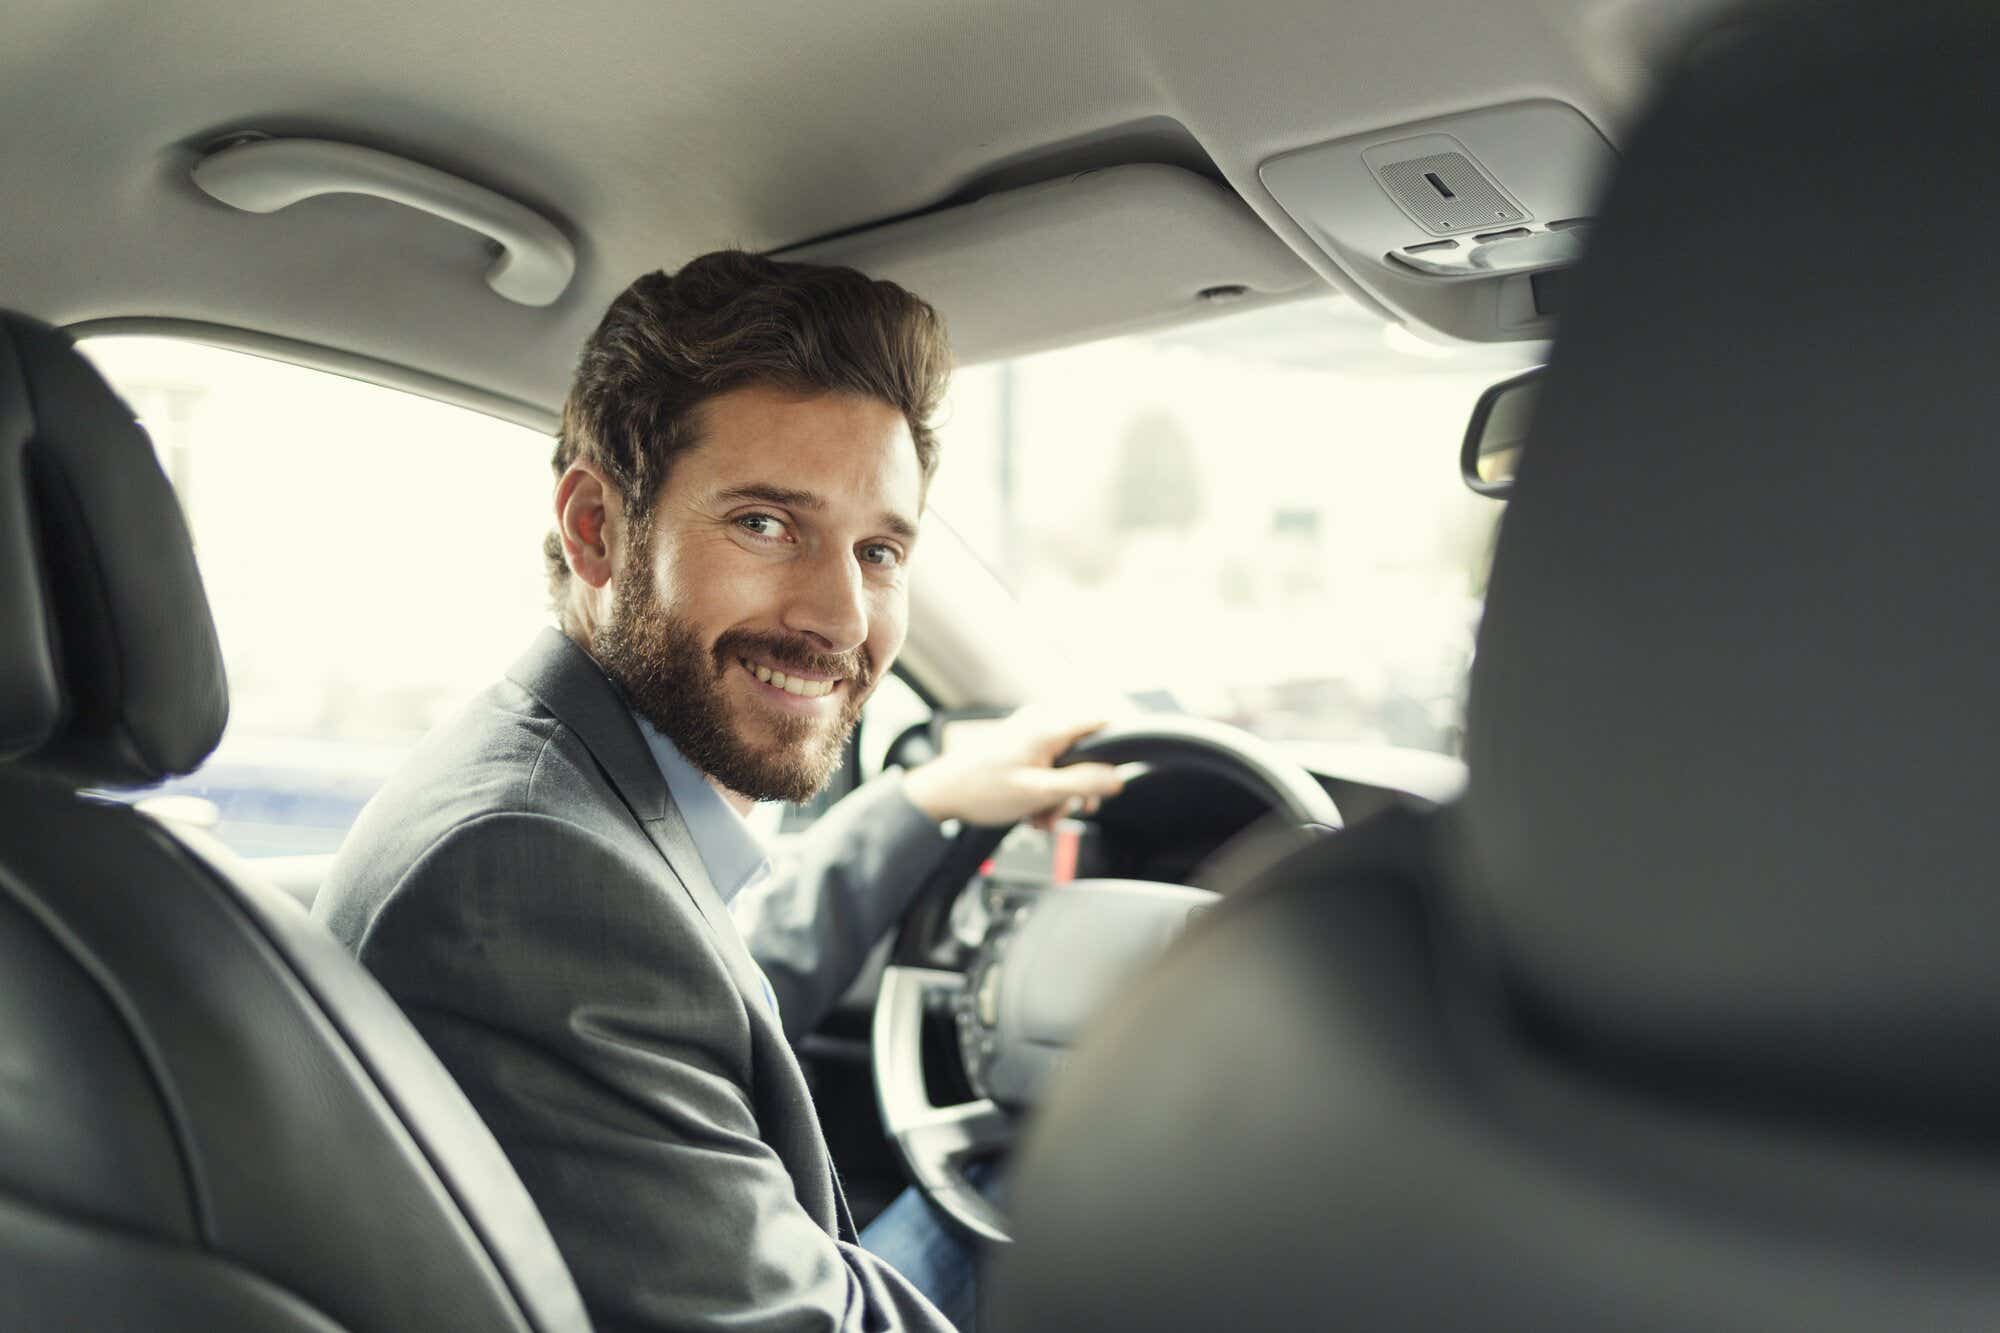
left=1260, top=101, right=1615, bottom=343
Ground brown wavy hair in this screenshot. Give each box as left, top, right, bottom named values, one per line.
left=545, top=250, right=951, bottom=600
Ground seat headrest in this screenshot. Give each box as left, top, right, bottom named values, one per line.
left=0, top=312, right=226, bottom=787
left=1459, top=0, right=2000, bottom=1122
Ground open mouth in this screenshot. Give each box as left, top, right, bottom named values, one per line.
left=738, top=656, right=844, bottom=702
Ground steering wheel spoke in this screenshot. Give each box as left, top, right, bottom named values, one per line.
left=901, top=1097, right=1013, bottom=1176
left=873, top=964, right=1014, bottom=1243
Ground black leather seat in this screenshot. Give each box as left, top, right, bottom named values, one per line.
left=990, top=3, right=2000, bottom=1329
left=0, top=313, right=591, bottom=1330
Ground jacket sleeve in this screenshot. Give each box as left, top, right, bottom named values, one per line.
left=352, top=809, right=956, bottom=1333
left=731, top=770, right=953, bottom=1044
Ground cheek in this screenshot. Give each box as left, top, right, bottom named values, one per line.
left=661, top=536, right=783, bottom=631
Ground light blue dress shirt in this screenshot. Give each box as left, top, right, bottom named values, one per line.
left=633, top=713, right=783, bottom=1020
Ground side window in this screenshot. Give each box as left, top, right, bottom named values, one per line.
left=80, top=336, right=555, bottom=859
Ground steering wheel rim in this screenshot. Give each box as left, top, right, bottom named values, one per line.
left=870, top=715, right=1341, bottom=1244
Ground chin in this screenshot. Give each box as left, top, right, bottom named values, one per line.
left=723, top=713, right=838, bottom=788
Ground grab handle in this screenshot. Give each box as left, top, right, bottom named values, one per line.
left=193, top=137, right=575, bottom=307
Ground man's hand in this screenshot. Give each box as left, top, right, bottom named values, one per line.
left=902, top=710, right=1126, bottom=829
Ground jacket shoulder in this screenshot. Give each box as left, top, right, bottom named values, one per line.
left=313, top=677, right=635, bottom=946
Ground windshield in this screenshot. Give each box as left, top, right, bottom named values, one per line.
left=926, top=297, right=1540, bottom=755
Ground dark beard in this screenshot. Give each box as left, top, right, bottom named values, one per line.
left=591, top=555, right=874, bottom=804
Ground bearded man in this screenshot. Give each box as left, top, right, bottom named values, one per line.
left=315, top=252, right=1122, bottom=1333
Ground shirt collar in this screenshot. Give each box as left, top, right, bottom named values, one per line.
left=632, top=713, right=772, bottom=903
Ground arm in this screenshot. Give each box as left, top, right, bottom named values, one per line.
left=354, top=810, right=954, bottom=1333
left=735, top=715, right=1129, bottom=1042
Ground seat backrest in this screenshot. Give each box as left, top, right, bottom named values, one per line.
left=0, top=311, right=591, bottom=1332
left=989, top=3, right=2000, bottom=1328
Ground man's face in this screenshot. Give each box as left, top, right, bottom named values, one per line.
left=593, top=384, right=921, bottom=803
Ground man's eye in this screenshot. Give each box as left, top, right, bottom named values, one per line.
left=859, top=543, right=903, bottom=568
left=736, top=514, right=787, bottom=540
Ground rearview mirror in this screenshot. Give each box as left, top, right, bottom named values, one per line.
left=1461, top=367, right=1542, bottom=498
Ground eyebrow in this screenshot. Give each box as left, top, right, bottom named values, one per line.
left=715, top=482, right=919, bottom=543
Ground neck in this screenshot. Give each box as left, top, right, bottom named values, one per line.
left=559, top=588, right=605, bottom=651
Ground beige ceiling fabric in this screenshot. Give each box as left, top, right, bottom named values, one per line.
left=1, top=0, right=1661, bottom=410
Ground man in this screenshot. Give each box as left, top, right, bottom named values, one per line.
left=314, top=251, right=1122, bottom=1333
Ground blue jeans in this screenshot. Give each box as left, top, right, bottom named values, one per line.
left=859, top=1165, right=997, bottom=1331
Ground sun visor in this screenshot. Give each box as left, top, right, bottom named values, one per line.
left=1260, top=102, right=1616, bottom=343
left=777, top=164, right=1320, bottom=364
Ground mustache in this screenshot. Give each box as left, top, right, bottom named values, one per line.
left=715, top=629, right=874, bottom=688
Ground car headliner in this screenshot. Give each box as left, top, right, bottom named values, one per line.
left=1, top=0, right=1709, bottom=422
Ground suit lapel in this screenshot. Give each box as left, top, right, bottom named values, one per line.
left=640, top=798, right=773, bottom=1012
left=642, top=779, right=855, bottom=1239
left=504, top=629, right=846, bottom=1233
left=503, top=629, right=781, bottom=1012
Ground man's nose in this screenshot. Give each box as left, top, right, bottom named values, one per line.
left=779, top=545, right=868, bottom=653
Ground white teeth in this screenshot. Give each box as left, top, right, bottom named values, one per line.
left=743, top=659, right=839, bottom=699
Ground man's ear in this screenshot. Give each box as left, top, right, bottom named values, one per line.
left=554, top=462, right=621, bottom=590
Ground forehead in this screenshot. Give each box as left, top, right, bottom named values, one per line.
left=677, top=384, right=922, bottom=512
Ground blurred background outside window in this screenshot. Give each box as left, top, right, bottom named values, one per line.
left=925, top=297, right=1537, bottom=756
left=81, top=301, right=1534, bottom=858
left=83, top=337, right=552, bottom=855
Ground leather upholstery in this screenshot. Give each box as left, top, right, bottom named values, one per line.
left=0, top=315, right=591, bottom=1330
left=991, top=2, right=2000, bottom=1327
left=0, top=313, right=226, bottom=784
left=1457, top=0, right=2000, bottom=1128
left=993, top=810, right=2000, bottom=1331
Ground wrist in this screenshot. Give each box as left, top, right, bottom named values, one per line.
left=900, top=757, right=960, bottom=825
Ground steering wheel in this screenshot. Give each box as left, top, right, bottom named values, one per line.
left=869, top=715, right=1342, bottom=1243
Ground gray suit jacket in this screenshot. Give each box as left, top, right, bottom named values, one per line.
left=314, top=628, right=957, bottom=1332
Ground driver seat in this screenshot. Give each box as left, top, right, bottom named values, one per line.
left=0, top=312, right=591, bottom=1331
left=991, top=2, right=2000, bottom=1328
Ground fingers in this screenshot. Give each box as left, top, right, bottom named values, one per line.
left=1014, top=763, right=1120, bottom=829
left=1028, top=791, right=1109, bottom=831
left=1023, top=762, right=1125, bottom=801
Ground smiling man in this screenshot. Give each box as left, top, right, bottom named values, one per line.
left=315, top=252, right=1120, bottom=1333
left=579, top=386, right=917, bottom=812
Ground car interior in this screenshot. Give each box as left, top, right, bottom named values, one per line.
left=5, top=0, right=1993, bottom=1328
